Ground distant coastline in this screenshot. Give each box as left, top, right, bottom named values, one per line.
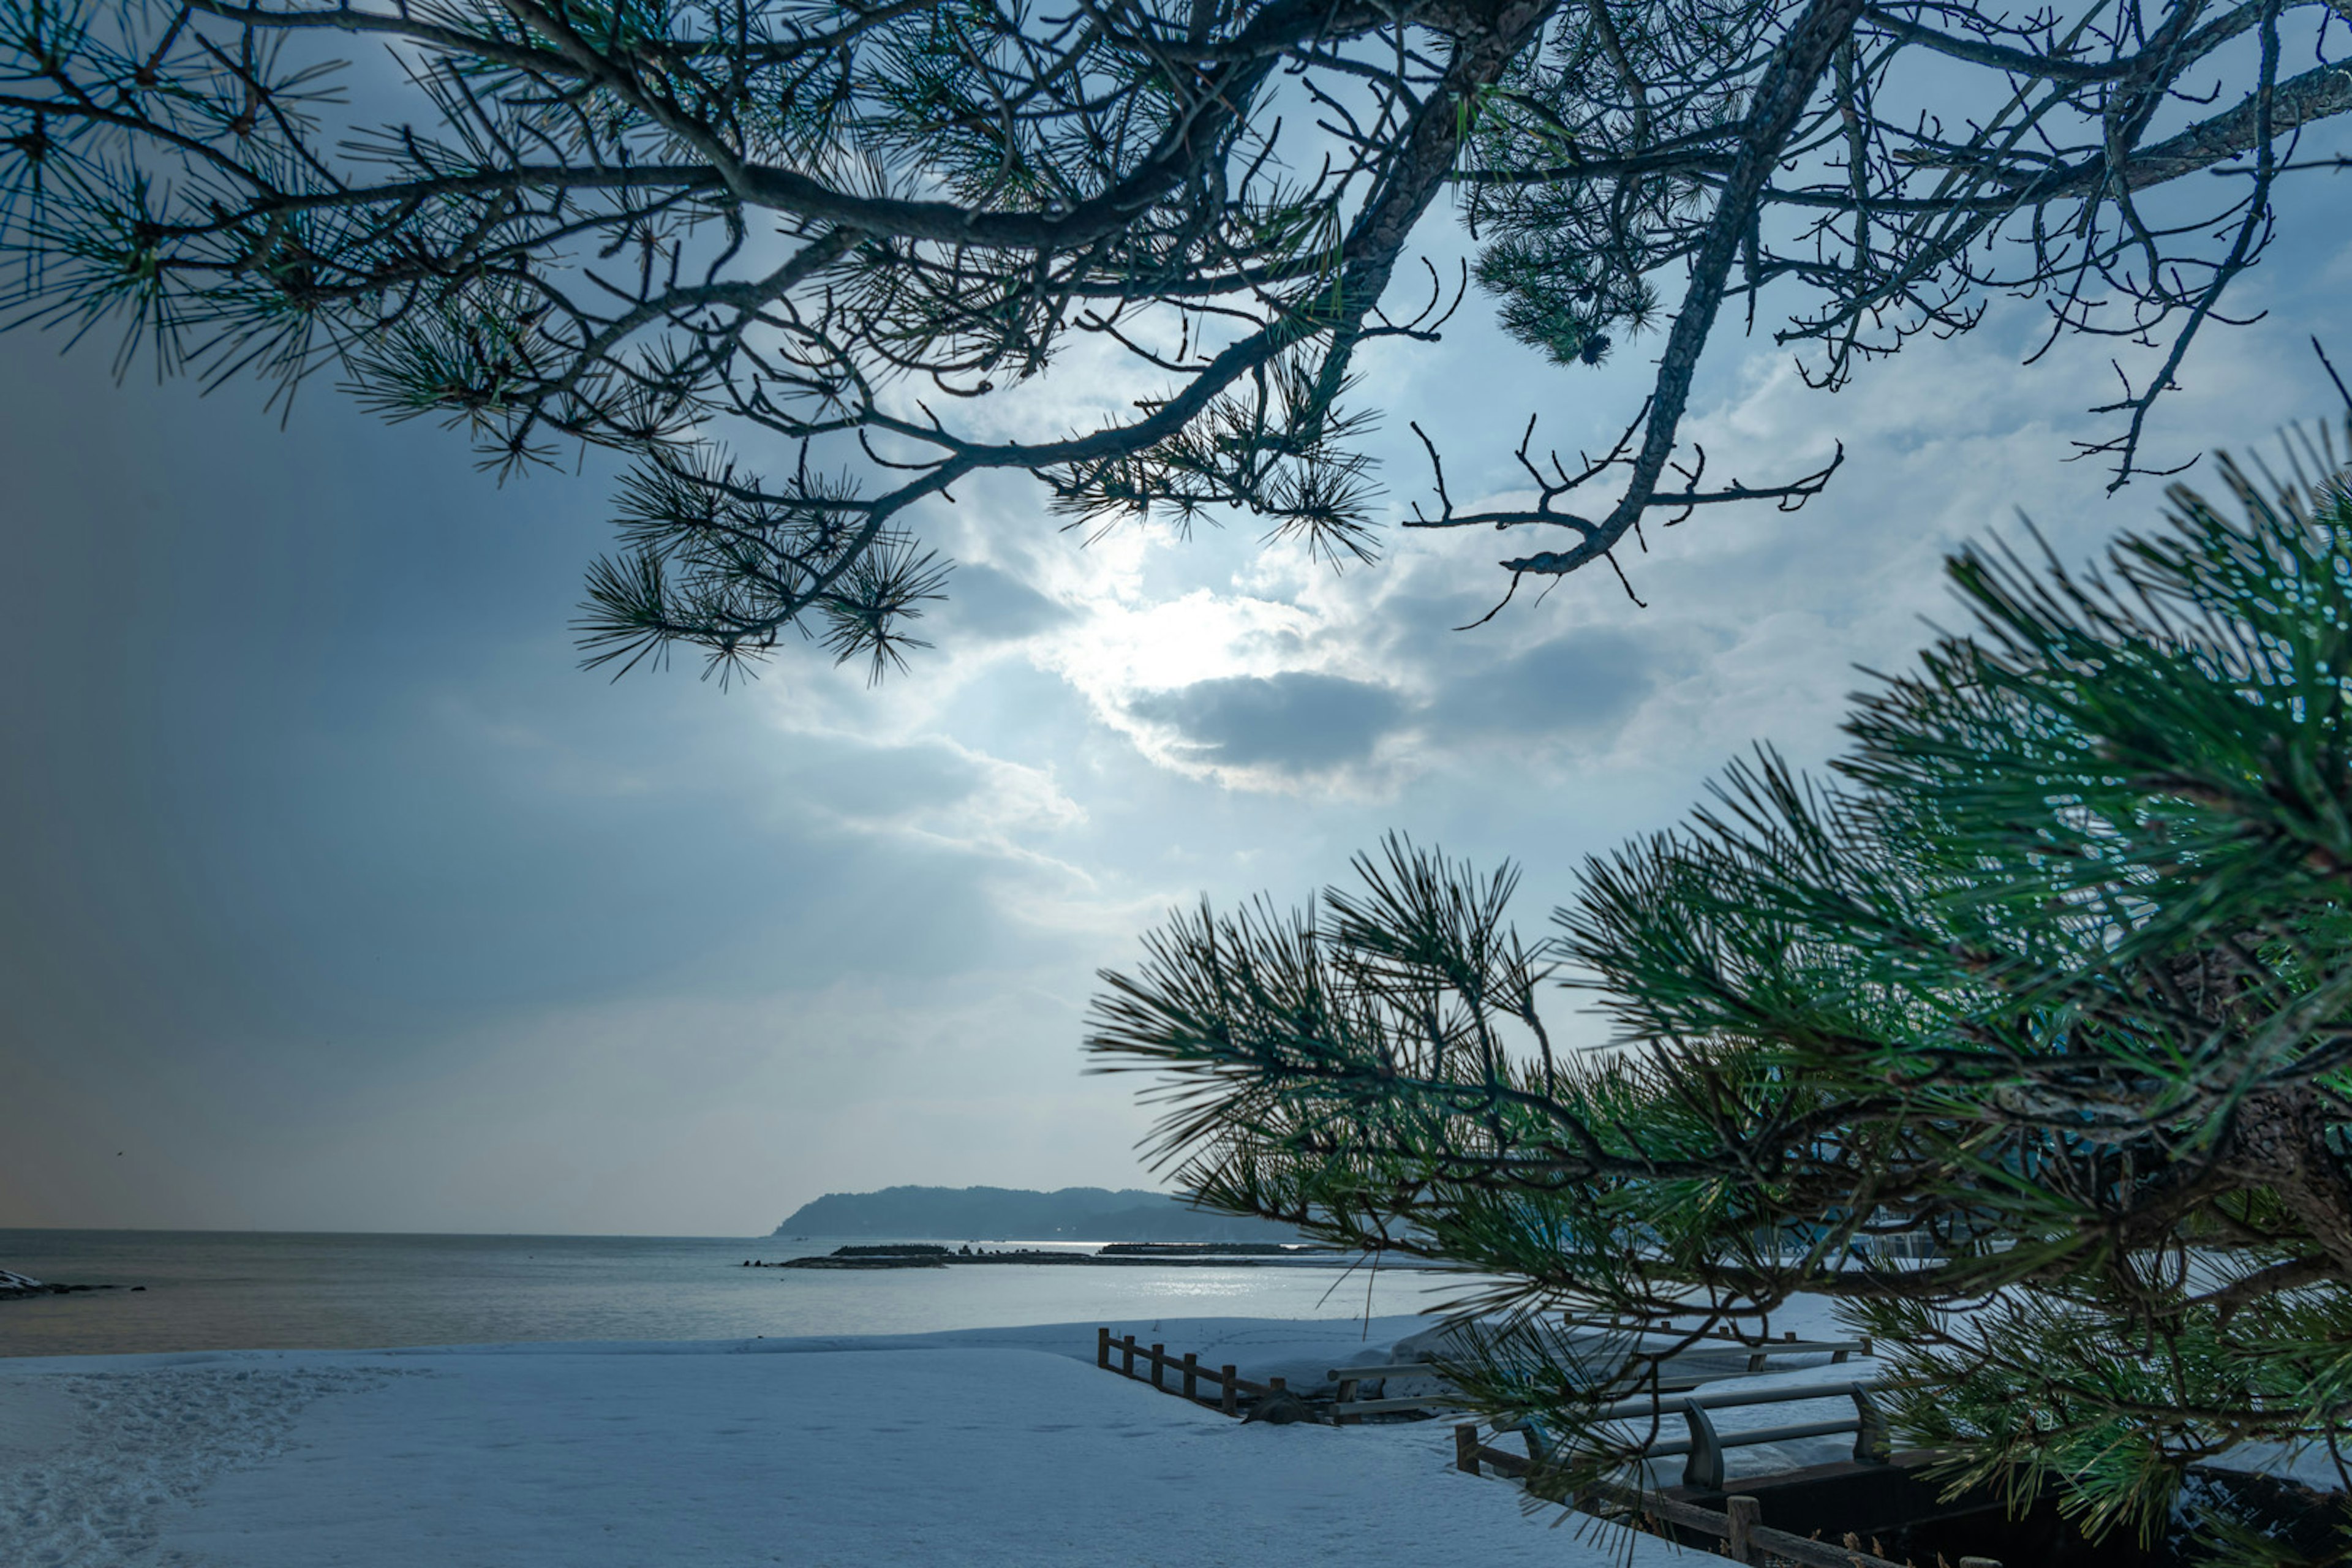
left=771, top=1185, right=1306, bottom=1244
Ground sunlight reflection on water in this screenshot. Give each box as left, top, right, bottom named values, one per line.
left=0, top=1230, right=1464, bottom=1357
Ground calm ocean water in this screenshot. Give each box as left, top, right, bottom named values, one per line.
left=0, top=1230, right=1458, bottom=1359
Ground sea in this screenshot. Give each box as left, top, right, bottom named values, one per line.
left=0, top=1230, right=1460, bottom=1359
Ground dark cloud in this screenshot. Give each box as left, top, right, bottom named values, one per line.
left=1430, top=628, right=1660, bottom=740
left=930, top=562, right=1072, bottom=643
left=0, top=332, right=1041, bottom=1221
left=1131, top=671, right=1407, bottom=772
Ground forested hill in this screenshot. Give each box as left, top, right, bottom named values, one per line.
left=770, top=1186, right=1305, bottom=1242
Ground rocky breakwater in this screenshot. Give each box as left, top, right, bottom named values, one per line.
left=756, top=1245, right=954, bottom=1271
left=747, top=1242, right=1350, bottom=1270
left=1, top=1266, right=132, bottom=1300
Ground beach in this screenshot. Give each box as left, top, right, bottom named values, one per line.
left=1, top=1314, right=1705, bottom=1568
left=12, top=1303, right=2345, bottom=1567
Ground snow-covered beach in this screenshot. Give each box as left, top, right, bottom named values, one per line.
left=1, top=1315, right=1705, bottom=1568
left=14, top=1305, right=2341, bottom=1568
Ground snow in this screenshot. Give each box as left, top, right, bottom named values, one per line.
left=13, top=1306, right=2328, bottom=1567
left=2199, top=1438, right=2352, bottom=1494
left=0, top=1267, right=42, bottom=1291
left=0, top=1317, right=1700, bottom=1568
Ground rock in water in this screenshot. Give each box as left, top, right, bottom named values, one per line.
left=1244, top=1390, right=1315, bottom=1426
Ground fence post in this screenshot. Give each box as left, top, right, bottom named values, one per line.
left=1182, top=1352, right=1199, bottom=1401
left=1724, top=1496, right=1760, bottom=1564
left=1851, top=1386, right=1891, bottom=1463
left=1121, top=1335, right=1136, bottom=1376
left=1681, top=1400, right=1727, bottom=1491
left=1220, top=1365, right=1238, bottom=1416
left=1150, top=1344, right=1166, bottom=1390
left=1454, top=1423, right=1482, bottom=1474
left=1097, top=1326, right=1110, bottom=1369
left=1268, top=1376, right=1286, bottom=1393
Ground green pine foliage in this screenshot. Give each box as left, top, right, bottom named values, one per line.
left=1088, top=423, right=2352, bottom=1562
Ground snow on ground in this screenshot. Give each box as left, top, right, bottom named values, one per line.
left=0, top=1317, right=1699, bottom=1568
left=0, top=1360, right=414, bottom=1567
left=18, top=1306, right=2324, bottom=1568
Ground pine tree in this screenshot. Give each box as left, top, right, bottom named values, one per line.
left=1088, top=415, right=2352, bottom=1562
left=1, top=1, right=2343, bottom=673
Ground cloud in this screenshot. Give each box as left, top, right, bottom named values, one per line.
left=9, top=186, right=2348, bottom=1232
left=1425, top=627, right=1662, bottom=740
left=927, top=561, right=1074, bottom=644
left=1128, top=670, right=1408, bottom=774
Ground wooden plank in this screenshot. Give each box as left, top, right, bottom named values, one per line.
left=1327, top=1393, right=1479, bottom=1417
left=1585, top=1482, right=1912, bottom=1568
left=1472, top=1444, right=1531, bottom=1479
left=1326, top=1347, right=1865, bottom=1389
left=1752, top=1519, right=1912, bottom=1568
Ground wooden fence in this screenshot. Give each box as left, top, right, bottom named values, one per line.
left=1090, top=1323, right=1999, bottom=1568
left=1451, top=1427, right=2002, bottom=1568
left=1094, top=1327, right=1288, bottom=1417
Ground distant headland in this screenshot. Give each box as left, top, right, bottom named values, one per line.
left=770, top=1185, right=1306, bottom=1243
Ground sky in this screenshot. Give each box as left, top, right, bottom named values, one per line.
left=2, top=94, right=2348, bottom=1238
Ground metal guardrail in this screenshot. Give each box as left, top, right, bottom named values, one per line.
left=1327, top=1330, right=1870, bottom=1425
left=1574, top=1378, right=1891, bottom=1491
left=1460, top=1379, right=1888, bottom=1491
left=1448, top=1380, right=1890, bottom=1493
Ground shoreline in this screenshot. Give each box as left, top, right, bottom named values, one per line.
left=756, top=1241, right=1432, bottom=1271
left=761, top=1250, right=1382, bottom=1270
left=0, top=1315, right=1704, bottom=1568
left=0, top=1234, right=1461, bottom=1362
